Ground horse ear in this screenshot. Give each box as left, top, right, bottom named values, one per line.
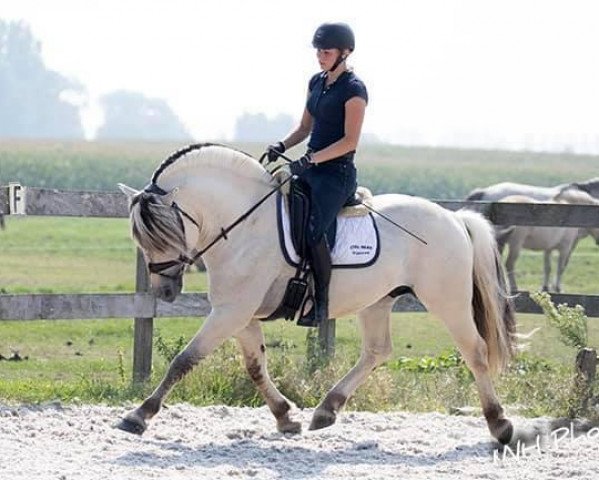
left=118, top=183, right=140, bottom=199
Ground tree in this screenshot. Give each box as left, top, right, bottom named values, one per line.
left=0, top=20, right=85, bottom=139
left=96, top=90, right=191, bottom=141
left=233, top=112, right=294, bottom=142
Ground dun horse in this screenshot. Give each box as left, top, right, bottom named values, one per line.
left=496, top=188, right=599, bottom=292
left=466, top=178, right=599, bottom=202
left=117, top=144, right=516, bottom=444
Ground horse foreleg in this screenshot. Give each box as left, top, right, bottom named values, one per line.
left=234, top=319, right=301, bottom=434
left=117, top=307, right=251, bottom=435
left=542, top=250, right=552, bottom=291
left=309, top=297, right=394, bottom=431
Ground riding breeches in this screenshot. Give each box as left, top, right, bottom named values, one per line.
left=298, top=158, right=357, bottom=248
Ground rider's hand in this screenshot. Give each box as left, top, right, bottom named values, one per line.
left=267, top=141, right=286, bottom=163
left=289, top=153, right=313, bottom=177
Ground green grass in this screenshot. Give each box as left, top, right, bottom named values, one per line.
left=0, top=216, right=207, bottom=294
left=1, top=141, right=599, bottom=416
left=0, top=313, right=591, bottom=416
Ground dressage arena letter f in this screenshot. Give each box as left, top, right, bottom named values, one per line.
left=8, top=182, right=26, bottom=215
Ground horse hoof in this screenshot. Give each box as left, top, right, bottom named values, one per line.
left=493, top=418, right=514, bottom=445
left=115, top=415, right=146, bottom=435
left=309, top=410, right=336, bottom=431
left=278, top=420, right=302, bottom=435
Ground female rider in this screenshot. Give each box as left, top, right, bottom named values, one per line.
left=267, top=22, right=368, bottom=326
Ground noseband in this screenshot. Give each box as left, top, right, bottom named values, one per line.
left=147, top=257, right=188, bottom=278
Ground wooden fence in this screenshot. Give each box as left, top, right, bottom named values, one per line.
left=2, top=184, right=599, bottom=382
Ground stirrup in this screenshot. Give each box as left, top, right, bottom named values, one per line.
left=297, top=295, right=329, bottom=328
left=297, top=294, right=319, bottom=327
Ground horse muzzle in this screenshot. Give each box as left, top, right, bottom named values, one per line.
left=154, top=282, right=182, bottom=303
left=151, top=274, right=183, bottom=303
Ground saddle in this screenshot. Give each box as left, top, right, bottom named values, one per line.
left=274, top=167, right=373, bottom=257
left=266, top=168, right=377, bottom=323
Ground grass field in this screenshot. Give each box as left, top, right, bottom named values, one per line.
left=1, top=141, right=599, bottom=417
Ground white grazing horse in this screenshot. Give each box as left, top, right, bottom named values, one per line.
left=466, top=178, right=599, bottom=202
left=496, top=189, right=599, bottom=292
left=117, top=143, right=516, bottom=444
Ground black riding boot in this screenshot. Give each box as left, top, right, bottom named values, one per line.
left=298, top=237, right=331, bottom=327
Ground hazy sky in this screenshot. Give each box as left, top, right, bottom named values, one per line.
left=3, top=0, right=599, bottom=153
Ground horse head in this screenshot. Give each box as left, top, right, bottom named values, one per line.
left=119, top=183, right=196, bottom=302
left=570, top=177, right=599, bottom=199
left=119, top=144, right=275, bottom=303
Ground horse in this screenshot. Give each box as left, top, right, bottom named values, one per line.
left=495, top=189, right=599, bottom=293
left=466, top=178, right=599, bottom=202
left=116, top=143, right=517, bottom=444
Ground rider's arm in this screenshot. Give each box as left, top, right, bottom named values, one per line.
left=281, top=92, right=313, bottom=150
left=310, top=96, right=366, bottom=164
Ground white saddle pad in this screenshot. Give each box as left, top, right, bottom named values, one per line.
left=277, top=194, right=380, bottom=268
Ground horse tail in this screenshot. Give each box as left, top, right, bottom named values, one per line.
left=456, top=209, right=516, bottom=374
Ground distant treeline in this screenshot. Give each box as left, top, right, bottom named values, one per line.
left=1, top=141, right=597, bottom=200
left=0, top=20, right=306, bottom=143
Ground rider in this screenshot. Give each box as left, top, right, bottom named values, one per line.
left=267, top=22, right=368, bottom=326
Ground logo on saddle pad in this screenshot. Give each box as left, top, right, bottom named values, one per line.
left=277, top=195, right=380, bottom=268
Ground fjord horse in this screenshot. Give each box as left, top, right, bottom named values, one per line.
left=118, top=144, right=516, bottom=444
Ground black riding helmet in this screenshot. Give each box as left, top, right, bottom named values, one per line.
left=312, top=22, right=355, bottom=52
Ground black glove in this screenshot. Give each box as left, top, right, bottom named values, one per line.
left=289, top=153, right=313, bottom=177
left=267, top=141, right=286, bottom=163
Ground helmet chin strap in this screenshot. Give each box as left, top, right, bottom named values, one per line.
left=329, top=53, right=347, bottom=72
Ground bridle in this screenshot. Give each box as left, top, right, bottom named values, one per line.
left=142, top=183, right=202, bottom=278
left=143, top=166, right=293, bottom=278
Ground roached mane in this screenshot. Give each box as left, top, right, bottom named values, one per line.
left=129, top=143, right=271, bottom=254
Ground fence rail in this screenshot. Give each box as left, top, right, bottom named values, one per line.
left=4, top=185, right=599, bottom=226
left=2, top=291, right=599, bottom=320
left=2, top=184, right=599, bottom=381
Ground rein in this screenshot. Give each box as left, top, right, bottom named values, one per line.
left=145, top=161, right=292, bottom=273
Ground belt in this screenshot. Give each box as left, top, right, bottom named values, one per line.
left=306, top=150, right=355, bottom=164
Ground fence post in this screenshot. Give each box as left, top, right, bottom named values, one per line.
left=575, top=347, right=597, bottom=412
left=318, top=318, right=336, bottom=357
left=133, top=249, right=153, bottom=383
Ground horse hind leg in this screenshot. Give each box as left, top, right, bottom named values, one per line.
left=419, top=288, right=513, bottom=444
left=310, top=296, right=394, bottom=430
left=554, top=246, right=574, bottom=293
left=504, top=238, right=523, bottom=293
left=234, top=319, right=301, bottom=434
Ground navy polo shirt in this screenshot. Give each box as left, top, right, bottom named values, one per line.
left=306, top=70, right=368, bottom=152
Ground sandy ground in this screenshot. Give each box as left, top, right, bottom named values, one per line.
left=1, top=402, right=598, bottom=480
